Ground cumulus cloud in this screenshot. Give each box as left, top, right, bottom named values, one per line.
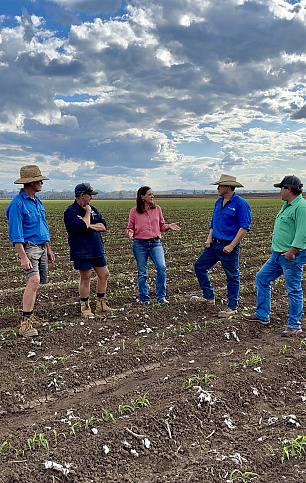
left=49, top=0, right=123, bottom=15
left=0, top=0, right=306, bottom=190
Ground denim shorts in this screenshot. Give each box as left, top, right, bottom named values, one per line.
left=24, top=241, right=48, bottom=284
left=74, top=256, right=107, bottom=270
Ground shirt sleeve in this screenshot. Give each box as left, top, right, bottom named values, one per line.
left=126, top=207, right=136, bottom=231
left=292, top=204, right=306, bottom=248
left=236, top=198, right=252, bottom=230
left=64, top=206, right=89, bottom=233
left=6, top=199, right=25, bottom=244
left=158, top=206, right=167, bottom=232
left=91, top=207, right=107, bottom=229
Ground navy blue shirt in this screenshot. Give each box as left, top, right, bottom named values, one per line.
left=210, top=192, right=251, bottom=241
left=6, top=190, right=50, bottom=244
left=64, top=201, right=107, bottom=260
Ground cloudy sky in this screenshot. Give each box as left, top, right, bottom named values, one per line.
left=1, top=0, right=306, bottom=192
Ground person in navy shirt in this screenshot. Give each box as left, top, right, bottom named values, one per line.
left=6, top=165, right=55, bottom=338
left=192, top=174, right=252, bottom=317
left=64, top=183, right=116, bottom=317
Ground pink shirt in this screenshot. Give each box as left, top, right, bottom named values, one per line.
left=127, top=205, right=167, bottom=239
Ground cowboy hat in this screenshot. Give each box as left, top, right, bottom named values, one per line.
left=211, top=174, right=244, bottom=188
left=14, top=165, right=49, bottom=184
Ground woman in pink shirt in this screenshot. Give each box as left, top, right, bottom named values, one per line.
left=127, top=186, right=181, bottom=305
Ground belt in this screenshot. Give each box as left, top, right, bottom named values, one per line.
left=212, top=238, right=232, bottom=244
left=135, top=237, right=160, bottom=242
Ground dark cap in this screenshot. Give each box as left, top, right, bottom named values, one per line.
left=75, top=183, right=98, bottom=196
left=273, top=175, right=303, bottom=189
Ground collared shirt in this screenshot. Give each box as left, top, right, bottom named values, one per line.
left=272, top=194, right=306, bottom=252
left=6, top=190, right=50, bottom=244
left=64, top=200, right=107, bottom=260
left=210, top=192, right=252, bottom=240
left=127, top=205, right=167, bottom=239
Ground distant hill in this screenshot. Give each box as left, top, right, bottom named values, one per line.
left=1, top=188, right=280, bottom=200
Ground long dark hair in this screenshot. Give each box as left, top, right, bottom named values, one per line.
left=136, top=186, right=156, bottom=213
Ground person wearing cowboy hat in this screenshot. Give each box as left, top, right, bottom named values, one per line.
left=64, top=183, right=116, bottom=317
left=6, top=165, right=55, bottom=338
left=244, top=175, right=306, bottom=337
left=191, top=173, right=251, bottom=317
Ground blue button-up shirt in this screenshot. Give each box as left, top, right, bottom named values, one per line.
left=6, top=190, right=50, bottom=244
left=210, top=192, right=252, bottom=240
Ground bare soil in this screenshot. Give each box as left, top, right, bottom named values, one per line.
left=0, top=199, right=305, bottom=483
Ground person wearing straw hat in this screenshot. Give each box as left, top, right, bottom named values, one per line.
left=244, top=175, right=306, bottom=337
left=191, top=174, right=251, bottom=317
left=6, top=165, right=55, bottom=338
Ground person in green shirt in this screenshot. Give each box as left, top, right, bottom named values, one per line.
left=245, top=175, right=306, bottom=337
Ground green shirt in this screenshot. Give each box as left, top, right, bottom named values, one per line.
left=272, top=194, right=306, bottom=252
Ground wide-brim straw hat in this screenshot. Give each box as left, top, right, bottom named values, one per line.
left=211, top=173, right=244, bottom=188
left=14, top=165, right=49, bottom=184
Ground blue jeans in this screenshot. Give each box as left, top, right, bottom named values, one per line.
left=132, top=239, right=166, bottom=303
left=194, top=242, right=240, bottom=310
left=255, top=250, right=306, bottom=329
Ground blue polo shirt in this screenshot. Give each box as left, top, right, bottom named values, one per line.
left=64, top=201, right=107, bottom=260
left=6, top=190, right=50, bottom=244
left=210, top=192, right=252, bottom=241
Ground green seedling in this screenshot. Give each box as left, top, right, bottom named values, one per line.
left=135, top=337, right=141, bottom=347
left=27, top=431, right=37, bottom=451
left=131, top=394, right=150, bottom=409
left=101, top=346, right=109, bottom=354
left=279, top=344, right=290, bottom=354
left=70, top=421, right=81, bottom=436
left=299, top=338, right=306, bottom=348
left=156, top=331, right=165, bottom=339
left=15, top=448, right=25, bottom=457
left=118, top=403, right=134, bottom=416
left=56, top=355, right=68, bottom=364
left=0, top=328, right=17, bottom=340
left=33, top=362, right=47, bottom=374
left=185, top=321, right=201, bottom=331
left=121, top=339, right=126, bottom=351
left=181, top=373, right=214, bottom=390
left=0, top=306, right=15, bottom=315
left=52, top=429, right=66, bottom=444
left=0, top=440, right=10, bottom=453
left=85, top=416, right=95, bottom=431
left=49, top=268, right=63, bottom=275
left=281, top=435, right=306, bottom=463
left=39, top=433, right=49, bottom=451
left=49, top=321, right=65, bottom=331
left=228, top=469, right=258, bottom=482
left=101, top=408, right=116, bottom=422
left=242, top=354, right=262, bottom=367
left=231, top=362, right=239, bottom=372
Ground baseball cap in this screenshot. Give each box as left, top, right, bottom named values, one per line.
left=273, top=175, right=303, bottom=189
left=74, top=183, right=98, bottom=196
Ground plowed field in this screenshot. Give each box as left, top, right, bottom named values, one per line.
left=0, top=198, right=305, bottom=483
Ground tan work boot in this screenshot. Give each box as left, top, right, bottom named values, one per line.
left=80, top=300, right=94, bottom=317
left=19, top=316, right=39, bottom=338
left=95, top=298, right=116, bottom=315
left=190, top=295, right=215, bottom=305
left=218, top=308, right=237, bottom=318
left=29, top=314, right=40, bottom=327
